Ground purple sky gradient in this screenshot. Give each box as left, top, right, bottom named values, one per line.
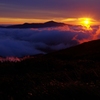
left=0, top=0, right=100, bottom=18
left=0, top=0, right=100, bottom=20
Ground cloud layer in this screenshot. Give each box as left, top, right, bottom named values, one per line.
left=0, top=25, right=100, bottom=57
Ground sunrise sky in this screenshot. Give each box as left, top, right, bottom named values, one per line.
left=0, top=0, right=100, bottom=25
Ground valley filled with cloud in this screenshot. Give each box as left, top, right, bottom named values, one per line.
left=0, top=25, right=100, bottom=58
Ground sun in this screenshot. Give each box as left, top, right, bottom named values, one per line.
left=84, top=19, right=90, bottom=25
left=79, top=18, right=92, bottom=30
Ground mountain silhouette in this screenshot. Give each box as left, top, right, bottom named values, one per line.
left=5, top=21, right=66, bottom=29
left=0, top=25, right=5, bottom=28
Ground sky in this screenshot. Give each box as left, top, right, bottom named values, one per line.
left=0, top=0, right=100, bottom=24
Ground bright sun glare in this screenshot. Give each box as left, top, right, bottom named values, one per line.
left=79, top=18, right=92, bottom=30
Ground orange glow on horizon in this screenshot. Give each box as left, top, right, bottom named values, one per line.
left=62, top=17, right=99, bottom=26
left=0, top=17, right=51, bottom=25
left=0, top=17, right=99, bottom=26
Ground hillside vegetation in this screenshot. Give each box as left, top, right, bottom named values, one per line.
left=0, top=39, right=100, bottom=100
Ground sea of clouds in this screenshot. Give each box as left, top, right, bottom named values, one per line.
left=0, top=25, right=100, bottom=58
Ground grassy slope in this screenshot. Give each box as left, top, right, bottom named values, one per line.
left=0, top=39, right=100, bottom=100
left=46, top=39, right=100, bottom=60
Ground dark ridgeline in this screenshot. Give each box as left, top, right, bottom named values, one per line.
left=46, top=39, right=100, bottom=60
left=0, top=36, right=100, bottom=99
left=0, top=25, right=5, bottom=28
left=1, top=21, right=66, bottom=29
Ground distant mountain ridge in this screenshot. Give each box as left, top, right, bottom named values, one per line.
left=0, top=21, right=66, bottom=29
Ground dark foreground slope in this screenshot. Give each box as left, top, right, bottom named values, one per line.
left=0, top=39, right=100, bottom=100
left=46, top=39, right=100, bottom=60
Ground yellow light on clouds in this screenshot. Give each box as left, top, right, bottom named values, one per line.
left=79, top=18, right=92, bottom=29
left=62, top=17, right=98, bottom=26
